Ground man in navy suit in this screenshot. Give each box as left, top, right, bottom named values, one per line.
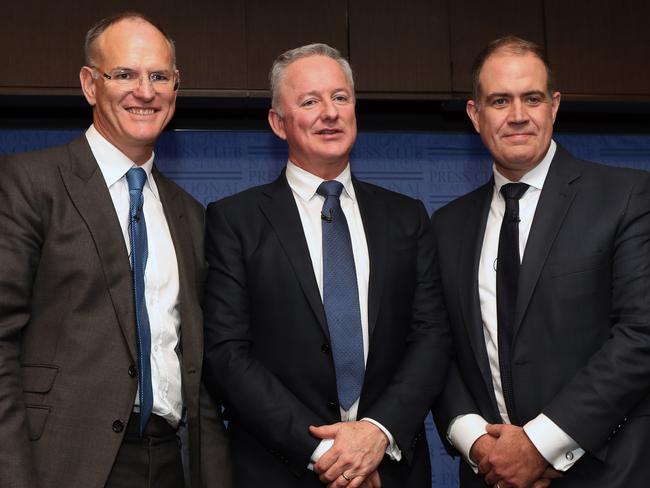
left=432, top=36, right=650, bottom=488
left=202, top=43, right=451, bottom=488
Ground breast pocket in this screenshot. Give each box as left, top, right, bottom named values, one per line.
left=548, top=253, right=610, bottom=304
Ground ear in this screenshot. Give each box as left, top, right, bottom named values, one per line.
left=466, top=99, right=481, bottom=133
left=550, top=91, right=561, bottom=123
left=79, top=66, right=98, bottom=106
left=268, top=109, right=287, bottom=140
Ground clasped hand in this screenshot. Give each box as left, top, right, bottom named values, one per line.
left=310, top=420, right=388, bottom=488
left=471, top=424, right=562, bottom=488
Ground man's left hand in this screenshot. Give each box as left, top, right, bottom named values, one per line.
left=310, top=421, right=388, bottom=487
left=479, top=424, right=548, bottom=488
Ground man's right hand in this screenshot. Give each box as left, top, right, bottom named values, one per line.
left=469, top=433, right=497, bottom=465
left=471, top=432, right=562, bottom=488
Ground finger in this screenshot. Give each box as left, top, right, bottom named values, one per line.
left=542, top=468, right=563, bottom=480
left=310, top=423, right=340, bottom=439
left=368, top=470, right=381, bottom=488
left=320, top=459, right=354, bottom=484
left=326, top=473, right=349, bottom=488
left=532, top=478, right=554, bottom=487
left=349, top=475, right=366, bottom=488
left=482, top=466, right=498, bottom=486
left=352, top=471, right=379, bottom=488
left=485, top=423, right=503, bottom=436
left=478, top=456, right=492, bottom=475
left=314, top=449, right=338, bottom=475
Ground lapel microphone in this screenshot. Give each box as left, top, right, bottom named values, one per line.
left=321, top=211, right=333, bottom=223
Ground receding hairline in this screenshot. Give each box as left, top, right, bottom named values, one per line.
left=84, top=12, right=176, bottom=67
left=471, top=36, right=554, bottom=102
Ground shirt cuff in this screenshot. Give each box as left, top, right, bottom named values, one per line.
left=361, top=417, right=402, bottom=461
left=524, top=414, right=585, bottom=471
left=447, top=414, right=489, bottom=473
left=308, top=438, right=335, bottom=470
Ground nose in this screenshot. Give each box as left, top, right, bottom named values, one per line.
left=321, top=98, right=339, bottom=120
left=508, top=99, right=528, bottom=124
left=132, top=76, right=156, bottom=100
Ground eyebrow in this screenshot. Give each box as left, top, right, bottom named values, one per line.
left=107, top=66, right=172, bottom=73
left=486, top=90, right=547, bottom=100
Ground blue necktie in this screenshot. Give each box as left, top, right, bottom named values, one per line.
left=126, top=168, right=153, bottom=435
left=317, top=180, right=365, bottom=410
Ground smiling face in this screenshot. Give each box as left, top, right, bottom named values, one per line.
left=268, top=55, right=357, bottom=179
left=467, top=51, right=561, bottom=181
left=79, top=17, right=177, bottom=164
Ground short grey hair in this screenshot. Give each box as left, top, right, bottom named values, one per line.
left=269, top=43, right=355, bottom=114
left=84, top=12, right=176, bottom=68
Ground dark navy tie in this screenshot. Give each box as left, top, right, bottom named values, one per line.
left=126, top=168, right=153, bottom=435
left=496, top=182, right=529, bottom=425
left=317, top=180, right=365, bottom=410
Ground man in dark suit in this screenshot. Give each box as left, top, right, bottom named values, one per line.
left=431, top=36, right=650, bottom=488
left=0, top=12, right=231, bottom=488
left=202, top=43, right=450, bottom=488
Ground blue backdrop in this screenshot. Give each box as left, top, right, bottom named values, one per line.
left=3, top=129, right=650, bottom=487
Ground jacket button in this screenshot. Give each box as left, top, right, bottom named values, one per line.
left=128, top=365, right=137, bottom=377
left=328, top=401, right=338, bottom=411
left=321, top=344, right=331, bottom=354
left=112, top=420, right=125, bottom=433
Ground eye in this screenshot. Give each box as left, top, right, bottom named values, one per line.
left=111, top=69, right=138, bottom=81
left=150, top=72, right=171, bottom=83
left=333, top=94, right=350, bottom=104
left=301, top=98, right=318, bottom=107
left=525, top=95, right=543, bottom=105
left=491, top=98, right=508, bottom=107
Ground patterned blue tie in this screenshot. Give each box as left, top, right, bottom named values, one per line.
left=126, top=168, right=153, bottom=435
left=317, top=180, right=365, bottom=410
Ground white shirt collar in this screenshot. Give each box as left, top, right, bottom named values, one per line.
left=285, top=160, right=356, bottom=203
left=493, top=140, right=556, bottom=195
left=85, top=124, right=160, bottom=200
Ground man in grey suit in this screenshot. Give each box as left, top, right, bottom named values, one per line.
left=432, top=36, right=650, bottom=488
left=0, top=12, right=231, bottom=488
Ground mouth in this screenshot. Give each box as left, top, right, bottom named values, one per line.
left=503, top=132, right=535, bottom=142
left=125, top=107, right=158, bottom=116
left=315, top=128, right=343, bottom=136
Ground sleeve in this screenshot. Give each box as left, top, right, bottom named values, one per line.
left=524, top=414, right=584, bottom=471
left=542, top=171, right=650, bottom=459
left=360, top=201, right=452, bottom=463
left=198, top=381, right=234, bottom=488
left=201, top=201, right=323, bottom=475
left=0, top=156, right=43, bottom=487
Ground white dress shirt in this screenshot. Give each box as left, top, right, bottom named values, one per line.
left=284, top=161, right=401, bottom=466
left=86, top=125, right=183, bottom=427
left=448, top=141, right=585, bottom=471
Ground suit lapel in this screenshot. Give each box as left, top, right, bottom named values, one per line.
left=259, top=173, right=329, bottom=336
left=59, top=137, right=137, bottom=361
left=514, top=147, right=581, bottom=337
left=353, top=178, right=386, bottom=338
left=458, top=182, right=498, bottom=402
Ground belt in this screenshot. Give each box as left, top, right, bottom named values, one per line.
left=126, top=413, right=176, bottom=437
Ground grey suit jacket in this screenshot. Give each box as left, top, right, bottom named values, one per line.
left=431, top=145, right=650, bottom=487
left=0, top=136, right=232, bottom=488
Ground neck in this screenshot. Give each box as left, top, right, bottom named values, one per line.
left=290, top=158, right=348, bottom=181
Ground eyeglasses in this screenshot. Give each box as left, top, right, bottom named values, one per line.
left=91, top=67, right=179, bottom=92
